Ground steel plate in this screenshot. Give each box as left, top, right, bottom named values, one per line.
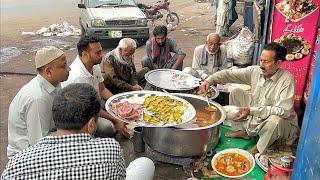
left=105, top=91, right=196, bottom=127
left=145, top=69, right=201, bottom=91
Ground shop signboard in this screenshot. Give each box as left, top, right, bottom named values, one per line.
left=270, top=0, right=320, bottom=108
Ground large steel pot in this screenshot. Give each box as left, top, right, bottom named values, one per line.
left=142, top=93, right=226, bottom=157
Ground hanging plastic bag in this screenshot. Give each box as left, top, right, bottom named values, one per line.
left=229, top=27, right=254, bottom=65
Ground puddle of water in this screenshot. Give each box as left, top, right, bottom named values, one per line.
left=28, top=38, right=76, bottom=53
left=0, top=47, right=22, bottom=64
left=0, top=38, right=77, bottom=64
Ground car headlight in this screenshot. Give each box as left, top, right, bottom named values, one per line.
left=136, top=18, right=148, bottom=26
left=91, top=19, right=105, bottom=27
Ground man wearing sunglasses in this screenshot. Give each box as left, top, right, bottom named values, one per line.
left=183, top=33, right=231, bottom=79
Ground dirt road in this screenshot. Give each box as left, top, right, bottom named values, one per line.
left=0, top=0, right=244, bottom=176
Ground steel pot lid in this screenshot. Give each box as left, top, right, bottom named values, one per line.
left=145, top=69, right=201, bottom=91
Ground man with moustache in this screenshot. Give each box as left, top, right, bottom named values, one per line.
left=183, top=33, right=231, bottom=79
left=62, top=36, right=128, bottom=138
left=101, top=38, right=149, bottom=94
left=141, top=25, right=186, bottom=70
left=7, top=46, right=70, bottom=158
left=199, top=43, right=299, bottom=155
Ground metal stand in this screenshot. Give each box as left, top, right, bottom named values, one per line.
left=142, top=145, right=198, bottom=174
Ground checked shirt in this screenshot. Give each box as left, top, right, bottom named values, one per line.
left=1, top=133, right=126, bottom=180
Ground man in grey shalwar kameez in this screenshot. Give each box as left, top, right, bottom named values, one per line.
left=199, top=43, right=299, bottom=155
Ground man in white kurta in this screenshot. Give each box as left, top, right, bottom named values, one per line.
left=62, top=36, right=128, bottom=138
left=183, top=33, right=230, bottom=79
left=7, top=46, right=70, bottom=158
left=199, top=43, right=299, bottom=155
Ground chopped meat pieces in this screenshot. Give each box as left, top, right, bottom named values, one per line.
left=109, top=101, right=143, bottom=120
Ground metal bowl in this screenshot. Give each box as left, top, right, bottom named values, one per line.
left=208, top=86, right=219, bottom=100
left=142, top=93, right=226, bottom=157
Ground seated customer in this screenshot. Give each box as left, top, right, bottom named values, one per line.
left=62, top=36, right=128, bottom=138
left=1, top=83, right=155, bottom=180
left=7, top=46, right=70, bottom=158
left=183, top=33, right=231, bottom=79
left=101, top=38, right=149, bottom=94
left=141, top=25, right=186, bottom=70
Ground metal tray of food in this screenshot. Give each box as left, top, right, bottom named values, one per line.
left=105, top=91, right=196, bottom=127
left=145, top=69, right=201, bottom=91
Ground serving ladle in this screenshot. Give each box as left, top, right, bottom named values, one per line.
left=205, top=95, right=211, bottom=107
left=205, top=95, right=218, bottom=113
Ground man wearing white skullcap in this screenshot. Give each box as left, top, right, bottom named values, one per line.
left=7, top=46, right=70, bottom=158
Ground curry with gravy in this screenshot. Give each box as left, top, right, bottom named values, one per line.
left=214, top=152, right=251, bottom=176
left=194, top=106, right=217, bottom=127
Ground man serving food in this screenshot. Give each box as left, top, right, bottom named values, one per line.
left=199, top=43, right=300, bottom=155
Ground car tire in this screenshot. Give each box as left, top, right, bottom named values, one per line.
left=80, top=25, right=86, bottom=36
left=79, top=18, right=86, bottom=36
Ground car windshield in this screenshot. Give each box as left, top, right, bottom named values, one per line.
left=89, top=0, right=136, bottom=8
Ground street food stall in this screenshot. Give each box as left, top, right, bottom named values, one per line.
left=105, top=69, right=269, bottom=179
left=105, top=0, right=320, bottom=178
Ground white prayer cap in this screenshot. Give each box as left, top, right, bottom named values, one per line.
left=35, top=46, right=64, bottom=68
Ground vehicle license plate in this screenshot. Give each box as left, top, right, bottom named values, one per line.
left=108, top=31, right=122, bottom=38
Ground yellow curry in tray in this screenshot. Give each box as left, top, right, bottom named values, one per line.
left=143, top=96, right=187, bottom=125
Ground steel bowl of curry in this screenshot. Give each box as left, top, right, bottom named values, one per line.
left=211, top=148, right=255, bottom=178
left=142, top=93, right=226, bottom=157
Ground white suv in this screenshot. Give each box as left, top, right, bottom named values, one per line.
left=78, top=0, right=149, bottom=44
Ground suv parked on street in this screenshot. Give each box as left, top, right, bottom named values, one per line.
left=78, top=0, right=149, bottom=44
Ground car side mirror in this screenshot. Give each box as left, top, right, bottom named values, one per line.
left=78, top=4, right=86, bottom=9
